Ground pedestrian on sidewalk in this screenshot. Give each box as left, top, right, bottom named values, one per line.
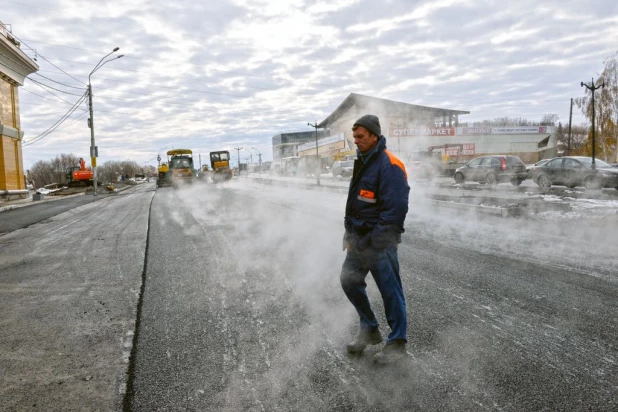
left=340, top=114, right=410, bottom=365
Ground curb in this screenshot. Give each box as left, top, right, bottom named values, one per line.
left=426, top=198, right=521, bottom=217
left=0, top=185, right=134, bottom=214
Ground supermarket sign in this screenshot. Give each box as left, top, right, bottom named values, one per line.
left=390, top=127, right=455, bottom=136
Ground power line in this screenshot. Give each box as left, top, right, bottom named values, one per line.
left=22, top=87, right=78, bottom=104
left=20, top=109, right=83, bottom=117
left=32, top=72, right=84, bottom=89
left=22, top=92, right=87, bottom=146
left=29, top=77, right=85, bottom=96
left=4, top=31, right=87, bottom=86
left=27, top=78, right=78, bottom=105
left=0, top=55, right=84, bottom=101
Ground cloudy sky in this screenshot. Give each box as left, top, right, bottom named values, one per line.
left=2, top=0, right=617, bottom=168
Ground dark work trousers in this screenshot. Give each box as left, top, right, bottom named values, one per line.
left=340, top=244, right=407, bottom=343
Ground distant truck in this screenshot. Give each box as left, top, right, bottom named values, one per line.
left=167, top=149, right=194, bottom=187
left=66, top=158, right=94, bottom=187
left=209, top=150, right=233, bottom=182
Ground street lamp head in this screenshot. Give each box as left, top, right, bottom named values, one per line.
left=117, top=55, right=124, bottom=59
left=113, top=47, right=119, bottom=52
left=580, top=82, right=584, bottom=87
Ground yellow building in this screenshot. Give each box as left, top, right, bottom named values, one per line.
left=0, top=22, right=38, bottom=199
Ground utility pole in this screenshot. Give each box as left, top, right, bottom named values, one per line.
left=567, top=98, right=573, bottom=156
left=308, top=121, right=320, bottom=186
left=87, top=84, right=97, bottom=193
left=234, top=146, right=243, bottom=176
left=87, top=47, right=123, bottom=196
left=199, top=154, right=202, bottom=170
left=581, top=78, right=604, bottom=169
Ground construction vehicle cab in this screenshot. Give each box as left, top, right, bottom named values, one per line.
left=209, top=151, right=233, bottom=182
left=66, top=158, right=94, bottom=187
left=167, top=149, right=194, bottom=187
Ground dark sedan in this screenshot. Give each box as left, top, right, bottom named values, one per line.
left=454, top=155, right=528, bottom=186
left=533, top=156, right=618, bottom=190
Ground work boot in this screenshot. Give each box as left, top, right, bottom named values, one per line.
left=373, top=339, right=407, bottom=365
left=346, top=329, right=383, bottom=354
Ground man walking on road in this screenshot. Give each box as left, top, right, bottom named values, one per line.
left=340, top=114, right=410, bottom=365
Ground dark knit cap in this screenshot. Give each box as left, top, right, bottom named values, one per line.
left=353, top=114, right=381, bottom=137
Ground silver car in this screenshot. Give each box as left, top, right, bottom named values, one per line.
left=331, top=160, right=354, bottom=178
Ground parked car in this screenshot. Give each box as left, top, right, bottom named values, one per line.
left=532, top=156, right=618, bottom=190
left=453, top=155, right=528, bottom=186
left=526, top=158, right=551, bottom=179
left=331, top=160, right=354, bottom=178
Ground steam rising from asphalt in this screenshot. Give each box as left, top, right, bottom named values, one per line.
left=153, top=164, right=617, bottom=409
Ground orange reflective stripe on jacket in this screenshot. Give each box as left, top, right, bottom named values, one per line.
left=384, top=150, right=408, bottom=180
left=359, top=189, right=375, bottom=199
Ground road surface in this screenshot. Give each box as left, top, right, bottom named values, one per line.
left=0, top=184, right=154, bottom=412
left=1, top=179, right=616, bottom=411
left=127, top=180, right=618, bottom=411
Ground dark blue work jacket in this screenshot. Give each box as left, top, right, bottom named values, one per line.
left=344, top=136, right=410, bottom=250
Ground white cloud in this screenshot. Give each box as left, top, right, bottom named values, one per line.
left=0, top=0, right=614, bottom=168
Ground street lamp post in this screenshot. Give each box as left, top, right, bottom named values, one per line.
left=581, top=78, right=605, bottom=169
left=88, top=47, right=123, bottom=195
left=251, top=147, right=262, bottom=174
left=244, top=148, right=253, bottom=174
left=308, top=121, right=320, bottom=186
left=234, top=146, right=242, bottom=177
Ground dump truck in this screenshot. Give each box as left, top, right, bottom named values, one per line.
left=66, top=158, right=94, bottom=187
left=209, top=150, right=233, bottom=182
left=167, top=149, right=195, bottom=187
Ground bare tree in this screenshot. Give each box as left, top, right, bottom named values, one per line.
left=565, top=124, right=591, bottom=155
left=142, top=165, right=157, bottom=176
left=540, top=113, right=559, bottom=126
left=28, top=153, right=81, bottom=187
left=29, top=160, right=55, bottom=188
left=98, top=161, right=124, bottom=183
left=575, top=51, right=618, bottom=161
left=119, top=160, right=141, bottom=178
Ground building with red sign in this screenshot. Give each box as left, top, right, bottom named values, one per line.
left=271, top=93, right=559, bottom=170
